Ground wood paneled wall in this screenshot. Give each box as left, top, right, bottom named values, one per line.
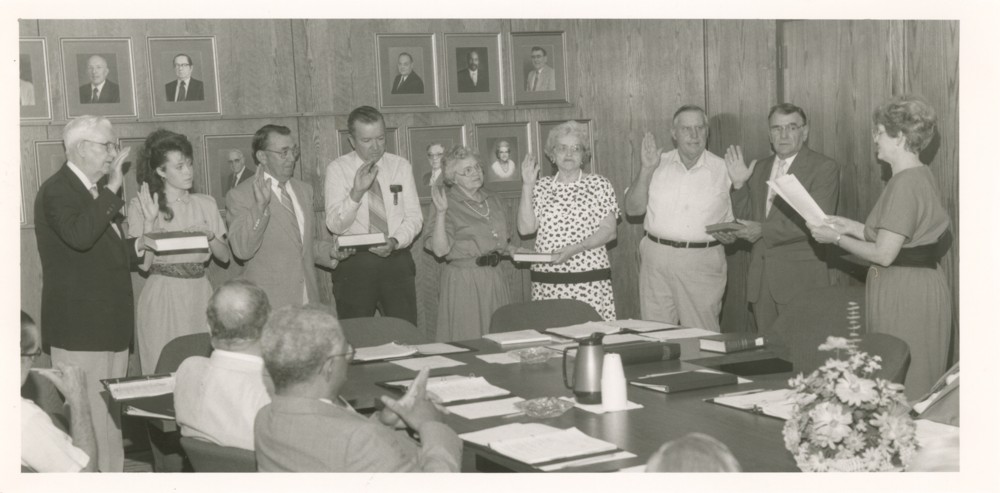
left=19, top=20, right=957, bottom=348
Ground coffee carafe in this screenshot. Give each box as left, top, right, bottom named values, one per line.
left=562, top=332, right=605, bottom=404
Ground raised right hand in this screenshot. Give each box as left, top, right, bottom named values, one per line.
left=430, top=183, right=448, bottom=212
left=520, top=153, right=539, bottom=186
left=350, top=160, right=380, bottom=202
left=105, top=146, right=132, bottom=193
left=138, top=182, right=159, bottom=224
left=641, top=132, right=662, bottom=170
left=724, top=145, right=756, bottom=188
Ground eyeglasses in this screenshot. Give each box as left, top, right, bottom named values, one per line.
left=21, top=347, right=43, bottom=360
left=264, top=146, right=300, bottom=160
left=174, top=63, right=192, bottom=68
left=330, top=345, right=355, bottom=362
left=676, top=125, right=707, bottom=137
left=769, top=123, right=803, bottom=135
left=84, top=139, right=120, bottom=154
left=554, top=144, right=584, bottom=154
left=456, top=166, right=483, bottom=177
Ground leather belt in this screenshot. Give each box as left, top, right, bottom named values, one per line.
left=645, top=232, right=720, bottom=249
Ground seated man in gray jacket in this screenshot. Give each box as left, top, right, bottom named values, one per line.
left=254, top=305, right=461, bottom=472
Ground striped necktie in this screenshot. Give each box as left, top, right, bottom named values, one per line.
left=367, top=178, right=388, bottom=235
left=766, top=159, right=788, bottom=216
left=178, top=81, right=187, bottom=102
left=91, top=87, right=99, bottom=103
left=278, top=182, right=301, bottom=240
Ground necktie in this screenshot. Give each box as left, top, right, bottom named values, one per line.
left=531, top=70, right=539, bottom=91
left=233, top=171, right=240, bottom=189
left=89, top=185, right=99, bottom=199
left=178, top=81, right=187, bottom=102
left=277, top=182, right=301, bottom=241
left=766, top=159, right=788, bottom=216
left=367, top=177, right=388, bottom=235
left=396, top=76, right=406, bottom=92
left=91, top=87, right=99, bottom=103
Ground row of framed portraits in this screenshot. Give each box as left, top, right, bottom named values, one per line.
left=22, top=119, right=593, bottom=224
left=20, top=36, right=222, bottom=121
left=376, top=31, right=568, bottom=108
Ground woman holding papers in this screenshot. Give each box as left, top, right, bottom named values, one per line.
left=426, top=146, right=516, bottom=341
left=808, top=95, right=951, bottom=398
left=517, top=121, right=619, bottom=320
left=127, top=129, right=229, bottom=373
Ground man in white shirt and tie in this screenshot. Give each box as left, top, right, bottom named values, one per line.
left=525, top=46, right=555, bottom=92
left=726, top=103, right=840, bottom=334
left=457, top=49, right=489, bottom=93
left=325, top=106, right=423, bottom=325
left=166, top=54, right=205, bottom=102
left=78, top=55, right=120, bottom=104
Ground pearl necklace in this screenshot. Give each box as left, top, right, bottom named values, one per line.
left=463, top=197, right=490, bottom=218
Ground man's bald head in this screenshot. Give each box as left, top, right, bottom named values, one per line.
left=206, top=279, right=271, bottom=348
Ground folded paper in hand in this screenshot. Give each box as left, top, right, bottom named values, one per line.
left=767, top=174, right=828, bottom=225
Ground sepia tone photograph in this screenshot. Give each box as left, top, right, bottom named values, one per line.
left=376, top=33, right=438, bottom=109
left=147, top=36, right=221, bottom=116
left=475, top=122, right=530, bottom=193
left=61, top=37, right=137, bottom=118
left=19, top=38, right=51, bottom=120
left=510, top=31, right=567, bottom=104
left=407, top=124, right=466, bottom=200
left=445, top=33, right=503, bottom=106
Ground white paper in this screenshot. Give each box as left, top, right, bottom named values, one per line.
left=767, top=174, right=829, bottom=225
left=488, top=427, right=618, bottom=465
left=914, top=419, right=960, bottom=448
left=712, top=388, right=794, bottom=420
left=546, top=321, right=621, bottom=340
left=459, top=422, right=558, bottom=446
left=447, top=397, right=526, bottom=420
left=548, top=333, right=654, bottom=354
left=354, top=342, right=418, bottom=362
left=641, top=327, right=718, bottom=340
left=538, top=451, right=637, bottom=471
left=389, top=355, right=465, bottom=372
left=562, top=397, right=643, bottom=415
left=604, top=319, right=681, bottom=332
left=476, top=353, right=521, bottom=365
left=124, top=406, right=174, bottom=420
left=414, top=342, right=469, bottom=355
left=483, top=329, right=552, bottom=346
left=107, top=375, right=175, bottom=400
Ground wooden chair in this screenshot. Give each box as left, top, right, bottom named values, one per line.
left=339, top=316, right=430, bottom=347
left=179, top=436, right=257, bottom=472
left=488, top=299, right=603, bottom=334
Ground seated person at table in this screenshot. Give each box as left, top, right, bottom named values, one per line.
left=174, top=279, right=274, bottom=450
left=254, top=305, right=462, bottom=472
left=21, top=311, right=97, bottom=472
left=646, top=433, right=741, bottom=472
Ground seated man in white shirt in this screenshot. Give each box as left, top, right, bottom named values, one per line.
left=21, top=311, right=97, bottom=472
left=174, top=279, right=275, bottom=450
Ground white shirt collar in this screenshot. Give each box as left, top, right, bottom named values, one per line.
left=775, top=153, right=798, bottom=167
left=66, top=161, right=96, bottom=190
left=177, top=77, right=191, bottom=85
left=91, top=80, right=106, bottom=92
left=211, top=349, right=263, bottom=364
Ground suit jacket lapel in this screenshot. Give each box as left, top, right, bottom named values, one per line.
left=757, top=155, right=776, bottom=220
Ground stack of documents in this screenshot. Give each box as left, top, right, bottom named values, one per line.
left=460, top=423, right=621, bottom=465
left=545, top=321, right=621, bottom=340
left=384, top=374, right=510, bottom=404
left=354, top=342, right=418, bottom=362
left=640, top=327, right=718, bottom=341
left=483, top=329, right=552, bottom=346
left=603, top=319, right=681, bottom=333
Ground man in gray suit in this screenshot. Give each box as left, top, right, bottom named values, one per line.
left=226, top=124, right=347, bottom=309
left=254, top=305, right=462, bottom=472
left=525, top=46, right=555, bottom=92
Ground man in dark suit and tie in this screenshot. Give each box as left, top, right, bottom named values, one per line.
left=727, top=103, right=840, bottom=334
left=389, top=52, right=424, bottom=95
left=222, top=149, right=252, bottom=196
left=78, top=55, right=120, bottom=104
left=456, top=49, right=489, bottom=93
left=166, top=54, right=205, bottom=102
left=34, top=115, right=140, bottom=472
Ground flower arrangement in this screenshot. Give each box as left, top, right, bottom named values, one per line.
left=782, top=302, right=917, bottom=472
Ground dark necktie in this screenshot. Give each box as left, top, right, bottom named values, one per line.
left=91, top=87, right=99, bottom=103
left=178, top=81, right=187, bottom=102
left=368, top=178, right=388, bottom=235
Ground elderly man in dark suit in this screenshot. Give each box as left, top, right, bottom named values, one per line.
left=389, top=52, right=424, bottom=95
left=78, top=55, right=120, bottom=104
left=165, top=54, right=205, bottom=102
left=727, top=103, right=840, bottom=334
left=34, top=115, right=140, bottom=472
left=457, top=49, right=489, bottom=93
left=222, top=149, right=252, bottom=196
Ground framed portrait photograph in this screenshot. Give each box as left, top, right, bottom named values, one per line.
left=61, top=37, right=137, bottom=118
left=376, top=33, right=438, bottom=109
left=337, top=127, right=399, bottom=157
left=20, top=38, right=52, bottom=121
left=510, top=32, right=568, bottom=105
left=444, top=33, right=503, bottom=107
left=204, top=135, right=255, bottom=208
left=536, top=119, right=596, bottom=177
left=147, top=36, right=221, bottom=117
left=475, top=122, right=530, bottom=194
left=407, top=125, right=466, bottom=201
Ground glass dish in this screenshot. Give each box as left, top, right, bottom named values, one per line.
left=508, top=346, right=559, bottom=364
left=515, top=396, right=575, bottom=418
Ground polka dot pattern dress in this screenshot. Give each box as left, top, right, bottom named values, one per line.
left=531, top=172, right=619, bottom=320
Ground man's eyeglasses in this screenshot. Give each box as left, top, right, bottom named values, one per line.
left=21, top=347, right=43, bottom=360
left=84, top=139, right=121, bottom=154
left=264, top=146, right=300, bottom=160
left=554, top=144, right=584, bottom=154
left=331, top=345, right=356, bottom=362
left=769, top=123, right=803, bottom=135
left=676, top=125, right=707, bottom=137
left=456, top=166, right=483, bottom=177
left=174, top=63, right=192, bottom=68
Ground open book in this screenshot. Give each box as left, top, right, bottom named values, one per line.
left=353, top=342, right=418, bottom=362
left=382, top=374, right=510, bottom=404
left=460, top=423, right=620, bottom=466
left=767, top=174, right=828, bottom=225
left=709, top=388, right=794, bottom=420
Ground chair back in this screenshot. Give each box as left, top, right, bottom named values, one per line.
left=155, top=333, right=213, bottom=373
left=339, top=316, right=430, bottom=347
left=489, top=299, right=603, bottom=333
left=179, top=436, right=257, bottom=472
left=766, top=285, right=866, bottom=375
left=857, top=333, right=911, bottom=384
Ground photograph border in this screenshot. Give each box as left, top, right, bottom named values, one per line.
left=406, top=124, right=467, bottom=202
left=19, top=37, right=52, bottom=121
left=147, top=36, right=223, bottom=117
left=375, top=33, right=439, bottom=110
left=444, top=32, right=504, bottom=107
left=60, top=37, right=138, bottom=119
left=510, top=31, right=569, bottom=105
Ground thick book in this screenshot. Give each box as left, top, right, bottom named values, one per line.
left=630, top=370, right=738, bottom=394
left=705, top=221, right=746, bottom=234
left=483, top=329, right=552, bottom=346
left=143, top=231, right=209, bottom=254
left=699, top=333, right=766, bottom=353
left=512, top=252, right=557, bottom=263
left=338, top=232, right=387, bottom=249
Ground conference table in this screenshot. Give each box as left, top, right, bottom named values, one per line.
left=340, top=334, right=800, bottom=472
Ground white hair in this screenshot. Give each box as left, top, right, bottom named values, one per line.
left=63, top=115, right=111, bottom=158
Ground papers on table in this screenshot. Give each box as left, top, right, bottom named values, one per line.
left=447, top=396, right=526, bottom=420
left=390, top=355, right=465, bottom=372
left=604, top=319, right=681, bottom=332
left=914, top=419, right=960, bottom=448
left=476, top=353, right=521, bottom=365
left=102, top=374, right=175, bottom=401
left=641, top=327, right=718, bottom=341
left=538, top=451, right=637, bottom=471
left=354, top=342, right=418, bottom=362
left=548, top=333, right=656, bottom=352
left=709, top=388, right=794, bottom=420
left=414, top=342, right=472, bottom=355
left=561, top=397, right=643, bottom=414
left=462, top=424, right=620, bottom=465
left=385, top=374, right=509, bottom=404
left=545, top=321, right=621, bottom=340
left=767, top=174, right=829, bottom=225
left=483, top=329, right=552, bottom=346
